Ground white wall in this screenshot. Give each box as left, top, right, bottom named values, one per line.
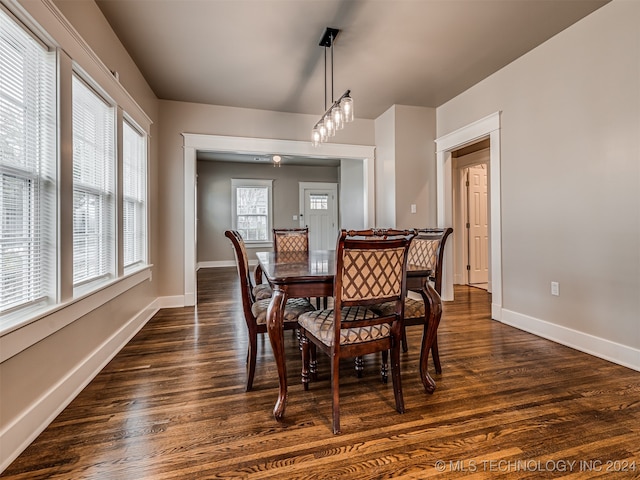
left=374, top=106, right=397, bottom=227
left=339, top=158, right=366, bottom=229
left=437, top=0, right=640, bottom=368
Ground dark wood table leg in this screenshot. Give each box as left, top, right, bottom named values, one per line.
left=266, top=288, right=288, bottom=420
left=419, top=282, right=442, bottom=394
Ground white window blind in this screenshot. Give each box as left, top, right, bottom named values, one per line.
left=0, top=9, right=56, bottom=314
left=72, top=75, right=115, bottom=286
left=231, top=179, right=273, bottom=243
left=122, top=119, right=147, bottom=269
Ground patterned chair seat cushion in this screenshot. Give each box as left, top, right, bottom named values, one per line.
left=252, top=297, right=315, bottom=325
left=371, top=297, right=425, bottom=319
left=252, top=283, right=273, bottom=301
left=298, top=306, right=389, bottom=347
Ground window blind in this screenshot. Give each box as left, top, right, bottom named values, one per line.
left=122, top=119, right=146, bottom=268
left=72, top=75, right=115, bottom=286
left=0, top=9, right=56, bottom=313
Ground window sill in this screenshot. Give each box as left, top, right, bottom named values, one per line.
left=0, top=265, right=153, bottom=362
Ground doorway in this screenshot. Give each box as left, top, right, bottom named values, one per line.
left=452, top=141, right=490, bottom=291
left=435, top=111, right=502, bottom=320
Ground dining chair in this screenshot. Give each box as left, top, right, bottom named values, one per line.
left=225, top=230, right=315, bottom=391
left=297, top=228, right=415, bottom=434
left=273, top=227, right=309, bottom=252
left=371, top=227, right=452, bottom=374
left=253, top=227, right=311, bottom=301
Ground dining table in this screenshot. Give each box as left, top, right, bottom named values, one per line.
left=255, top=249, right=442, bottom=420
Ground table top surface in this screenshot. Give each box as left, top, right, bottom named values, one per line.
left=256, top=250, right=430, bottom=285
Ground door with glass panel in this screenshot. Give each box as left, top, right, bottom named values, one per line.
left=299, top=183, right=338, bottom=251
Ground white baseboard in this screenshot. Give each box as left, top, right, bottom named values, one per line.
left=0, top=300, right=159, bottom=473
left=501, top=308, right=640, bottom=373
left=158, top=295, right=186, bottom=308
left=198, top=261, right=234, bottom=269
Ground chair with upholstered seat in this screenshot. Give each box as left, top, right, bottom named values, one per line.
left=298, top=228, right=415, bottom=434
left=273, top=227, right=309, bottom=252
left=253, top=228, right=310, bottom=300
left=225, top=230, right=315, bottom=391
left=371, top=227, right=452, bottom=374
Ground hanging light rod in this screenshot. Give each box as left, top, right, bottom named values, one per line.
left=311, top=27, right=354, bottom=147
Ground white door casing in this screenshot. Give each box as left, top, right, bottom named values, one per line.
left=436, top=112, right=502, bottom=319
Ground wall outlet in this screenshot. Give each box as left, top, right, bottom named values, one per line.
left=410, top=204, right=417, bottom=214
left=292, top=215, right=298, bottom=221
left=551, top=281, right=559, bottom=296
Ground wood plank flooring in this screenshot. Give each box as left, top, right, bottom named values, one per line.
left=3, top=267, right=640, bottom=479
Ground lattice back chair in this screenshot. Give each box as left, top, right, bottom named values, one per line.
left=373, top=227, right=452, bottom=374
left=225, top=230, right=315, bottom=391
left=273, top=227, right=309, bottom=253
left=298, top=229, right=415, bottom=434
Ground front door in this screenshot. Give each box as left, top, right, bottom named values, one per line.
left=299, top=182, right=338, bottom=250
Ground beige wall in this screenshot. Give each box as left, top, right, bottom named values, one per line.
left=437, top=0, right=640, bottom=354
left=375, top=105, right=437, bottom=229
left=197, top=160, right=339, bottom=263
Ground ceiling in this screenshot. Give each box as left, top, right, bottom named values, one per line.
left=92, top=0, right=607, bottom=166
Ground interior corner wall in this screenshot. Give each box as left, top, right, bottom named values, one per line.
left=393, top=105, right=437, bottom=229
left=374, top=106, right=397, bottom=227
left=436, top=0, right=640, bottom=367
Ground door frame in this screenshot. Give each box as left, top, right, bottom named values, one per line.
left=435, top=112, right=502, bottom=319
left=182, top=134, right=375, bottom=306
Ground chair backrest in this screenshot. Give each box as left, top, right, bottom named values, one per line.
left=224, top=230, right=256, bottom=316
left=407, top=227, right=453, bottom=294
left=334, top=229, right=415, bottom=313
left=273, top=227, right=309, bottom=253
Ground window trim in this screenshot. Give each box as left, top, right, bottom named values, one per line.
left=231, top=178, right=273, bottom=248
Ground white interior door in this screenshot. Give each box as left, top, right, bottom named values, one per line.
left=299, top=182, right=338, bottom=250
left=467, top=165, right=489, bottom=285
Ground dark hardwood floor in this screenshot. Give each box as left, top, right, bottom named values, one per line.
left=3, top=268, right=640, bottom=479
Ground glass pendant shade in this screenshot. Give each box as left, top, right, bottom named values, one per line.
left=318, top=122, right=328, bottom=142
left=312, top=127, right=321, bottom=146
left=333, top=106, right=344, bottom=130
left=342, top=95, right=354, bottom=122
left=324, top=115, right=335, bottom=137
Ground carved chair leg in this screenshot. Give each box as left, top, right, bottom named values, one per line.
left=381, top=350, right=389, bottom=383
left=355, top=356, right=364, bottom=378
left=331, top=355, right=341, bottom=434
left=390, top=341, right=405, bottom=414
left=401, top=326, right=408, bottom=352
left=301, top=330, right=310, bottom=391
left=246, top=333, right=258, bottom=392
left=432, top=336, right=442, bottom=374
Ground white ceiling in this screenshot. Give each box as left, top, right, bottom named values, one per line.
left=94, top=0, right=609, bottom=120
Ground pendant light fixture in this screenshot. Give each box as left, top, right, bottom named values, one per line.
left=311, top=27, right=354, bottom=146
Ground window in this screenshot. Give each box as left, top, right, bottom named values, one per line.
left=122, top=119, right=147, bottom=269
left=309, top=193, right=328, bottom=210
left=231, top=179, right=273, bottom=244
left=72, top=75, right=115, bottom=286
left=0, top=9, right=56, bottom=314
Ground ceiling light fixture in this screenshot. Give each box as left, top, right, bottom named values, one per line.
left=311, top=27, right=353, bottom=147
left=272, top=154, right=282, bottom=167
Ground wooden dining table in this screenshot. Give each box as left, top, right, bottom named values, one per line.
left=256, top=249, right=442, bottom=420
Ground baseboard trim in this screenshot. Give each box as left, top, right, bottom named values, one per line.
left=501, top=308, right=640, bottom=372
left=0, top=300, right=159, bottom=473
